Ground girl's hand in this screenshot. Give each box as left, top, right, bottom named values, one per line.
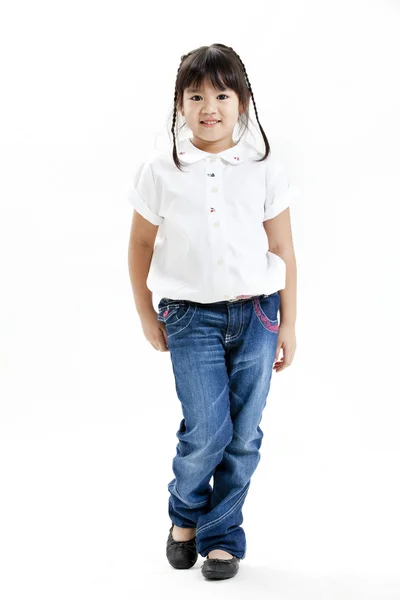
left=139, top=309, right=169, bottom=352
left=273, top=323, right=296, bottom=372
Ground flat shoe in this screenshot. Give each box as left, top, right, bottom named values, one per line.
left=166, top=523, right=198, bottom=569
left=201, top=554, right=240, bottom=580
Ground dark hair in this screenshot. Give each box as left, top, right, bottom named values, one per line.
left=169, top=43, right=270, bottom=172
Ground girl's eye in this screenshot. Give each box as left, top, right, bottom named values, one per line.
left=190, top=94, right=228, bottom=101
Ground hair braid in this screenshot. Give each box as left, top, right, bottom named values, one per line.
left=227, top=47, right=270, bottom=161
left=171, top=52, right=192, bottom=172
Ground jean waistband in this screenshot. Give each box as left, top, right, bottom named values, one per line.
left=161, top=293, right=268, bottom=306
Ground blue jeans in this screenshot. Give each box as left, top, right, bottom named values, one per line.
left=157, top=292, right=281, bottom=559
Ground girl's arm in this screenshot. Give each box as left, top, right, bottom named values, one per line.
left=263, top=207, right=297, bottom=326
left=128, top=210, right=158, bottom=318
left=274, top=250, right=297, bottom=326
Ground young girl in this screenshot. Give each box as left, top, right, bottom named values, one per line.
left=127, top=43, right=297, bottom=580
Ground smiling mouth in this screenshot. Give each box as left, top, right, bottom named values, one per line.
left=200, top=120, right=221, bottom=128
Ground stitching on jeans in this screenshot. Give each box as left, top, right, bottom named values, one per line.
left=195, top=481, right=251, bottom=536
left=225, top=303, right=244, bottom=342
left=170, top=482, right=210, bottom=508
left=225, top=303, right=244, bottom=343
left=166, top=305, right=197, bottom=338
left=195, top=482, right=250, bottom=535
left=253, top=297, right=279, bottom=333
left=224, top=304, right=231, bottom=344
left=158, top=303, right=181, bottom=321
left=158, top=303, right=180, bottom=311
left=163, top=303, right=191, bottom=325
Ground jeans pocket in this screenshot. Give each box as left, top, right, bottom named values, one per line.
left=252, top=293, right=280, bottom=333
left=158, top=299, right=193, bottom=325
left=158, top=300, right=197, bottom=338
left=157, top=300, right=182, bottom=323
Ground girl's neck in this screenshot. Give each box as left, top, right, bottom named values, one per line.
left=189, top=136, right=237, bottom=154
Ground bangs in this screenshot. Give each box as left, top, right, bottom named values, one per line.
left=180, top=53, right=241, bottom=95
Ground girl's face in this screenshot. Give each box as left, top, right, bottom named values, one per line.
left=180, top=79, right=248, bottom=151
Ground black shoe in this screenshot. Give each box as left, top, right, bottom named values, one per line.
left=201, top=553, right=240, bottom=580
left=166, top=523, right=198, bottom=569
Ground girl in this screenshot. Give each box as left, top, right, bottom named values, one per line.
left=127, top=43, right=297, bottom=580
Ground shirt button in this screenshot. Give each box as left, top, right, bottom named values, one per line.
left=213, top=221, right=220, bottom=228
left=211, top=186, right=218, bottom=192
left=217, top=257, right=224, bottom=266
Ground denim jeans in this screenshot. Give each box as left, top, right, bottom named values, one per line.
left=157, top=292, right=281, bottom=559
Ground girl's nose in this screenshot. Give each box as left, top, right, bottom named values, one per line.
left=202, top=105, right=217, bottom=114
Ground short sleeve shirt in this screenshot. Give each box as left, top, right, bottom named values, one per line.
left=127, top=136, right=298, bottom=303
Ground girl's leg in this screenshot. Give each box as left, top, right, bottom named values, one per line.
left=195, top=293, right=281, bottom=559
left=158, top=300, right=232, bottom=535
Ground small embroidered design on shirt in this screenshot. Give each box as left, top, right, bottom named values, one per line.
left=163, top=309, right=169, bottom=317
left=207, top=173, right=215, bottom=177
left=178, top=151, right=186, bottom=155
left=234, top=156, right=240, bottom=161
left=210, top=207, right=216, bottom=212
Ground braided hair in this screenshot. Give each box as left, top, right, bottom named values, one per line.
left=170, top=44, right=270, bottom=172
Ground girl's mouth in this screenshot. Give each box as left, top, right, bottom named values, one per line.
left=200, top=120, right=221, bottom=128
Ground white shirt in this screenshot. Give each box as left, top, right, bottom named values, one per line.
left=127, top=136, right=298, bottom=304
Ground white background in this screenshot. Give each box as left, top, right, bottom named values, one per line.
left=1, top=1, right=400, bottom=598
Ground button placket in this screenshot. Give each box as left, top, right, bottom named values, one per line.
left=205, top=158, right=230, bottom=295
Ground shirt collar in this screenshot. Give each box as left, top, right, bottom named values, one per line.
left=176, top=137, right=262, bottom=165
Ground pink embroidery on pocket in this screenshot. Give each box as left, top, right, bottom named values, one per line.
left=254, top=298, right=278, bottom=332
left=163, top=309, right=169, bottom=317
